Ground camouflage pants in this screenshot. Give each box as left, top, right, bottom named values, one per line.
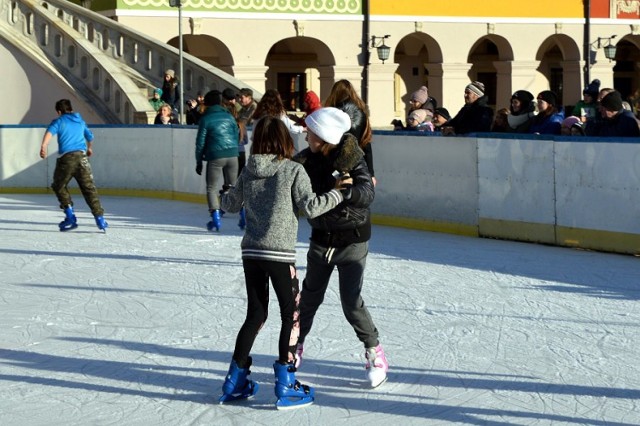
left=51, top=151, right=104, bottom=216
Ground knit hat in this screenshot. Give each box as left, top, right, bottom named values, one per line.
left=305, top=107, right=352, bottom=145
left=537, top=90, right=557, bottom=106
left=600, top=90, right=623, bottom=112
left=561, top=116, right=581, bottom=129
left=411, top=86, right=429, bottom=105
left=222, top=88, right=236, bottom=101
left=164, top=69, right=175, bottom=78
left=583, top=79, right=601, bottom=97
left=204, top=90, right=222, bottom=107
left=465, top=81, right=485, bottom=97
left=153, top=88, right=163, bottom=96
left=511, top=90, right=534, bottom=104
left=408, top=109, right=428, bottom=124
left=434, top=107, right=451, bottom=121
left=304, top=90, right=321, bottom=115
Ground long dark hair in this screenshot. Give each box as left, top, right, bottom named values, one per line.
left=251, top=116, right=295, bottom=160
left=252, top=89, right=286, bottom=121
left=324, top=79, right=372, bottom=147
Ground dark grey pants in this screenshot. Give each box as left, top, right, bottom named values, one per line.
left=205, top=157, right=238, bottom=211
left=299, top=240, right=379, bottom=349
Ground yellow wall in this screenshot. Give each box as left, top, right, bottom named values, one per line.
left=371, top=0, right=584, bottom=18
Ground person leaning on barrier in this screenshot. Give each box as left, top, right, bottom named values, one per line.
left=587, top=91, right=640, bottom=137
left=441, top=81, right=493, bottom=135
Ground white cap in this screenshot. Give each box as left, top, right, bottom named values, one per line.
left=305, top=107, right=351, bottom=145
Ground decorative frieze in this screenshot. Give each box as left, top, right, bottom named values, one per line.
left=120, top=0, right=361, bottom=14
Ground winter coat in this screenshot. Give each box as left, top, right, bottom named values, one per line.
left=46, top=112, right=93, bottom=155
left=507, top=112, right=536, bottom=133
left=294, top=134, right=375, bottom=247
left=529, top=111, right=563, bottom=135
left=446, top=96, right=494, bottom=134
left=221, top=154, right=343, bottom=263
left=195, top=105, right=239, bottom=162
left=589, top=109, right=640, bottom=137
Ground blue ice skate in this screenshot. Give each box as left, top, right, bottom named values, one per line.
left=58, top=206, right=78, bottom=232
left=238, top=207, right=246, bottom=230
left=273, top=361, right=314, bottom=410
left=95, top=215, right=108, bottom=232
left=219, top=358, right=259, bottom=404
left=206, top=209, right=221, bottom=232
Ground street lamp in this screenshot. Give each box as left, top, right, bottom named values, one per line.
left=592, top=35, right=617, bottom=61
left=370, top=35, right=391, bottom=64
left=169, top=0, right=184, bottom=124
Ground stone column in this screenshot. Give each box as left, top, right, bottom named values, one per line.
left=493, top=61, right=513, bottom=109
left=367, top=63, right=395, bottom=128
left=561, top=60, right=584, bottom=106
left=589, top=61, right=615, bottom=90
left=231, top=65, right=269, bottom=94
left=424, top=63, right=444, bottom=110
left=441, top=63, right=472, bottom=114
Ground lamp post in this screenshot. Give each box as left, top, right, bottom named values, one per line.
left=370, top=35, right=391, bottom=64
left=169, top=0, right=184, bottom=124
left=583, top=34, right=617, bottom=85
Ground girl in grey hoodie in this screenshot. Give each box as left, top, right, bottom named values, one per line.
left=219, top=116, right=349, bottom=409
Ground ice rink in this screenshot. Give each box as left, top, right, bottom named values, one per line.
left=1, top=194, right=639, bottom=425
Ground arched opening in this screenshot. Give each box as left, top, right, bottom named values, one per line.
left=612, top=36, right=640, bottom=106
left=392, top=32, right=444, bottom=119
left=265, top=37, right=335, bottom=112
left=536, top=35, right=581, bottom=107
left=468, top=35, right=514, bottom=108
left=167, top=34, right=235, bottom=75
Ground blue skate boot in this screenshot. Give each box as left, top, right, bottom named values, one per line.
left=95, top=215, right=108, bottom=232
left=273, top=361, right=314, bottom=410
left=219, top=357, right=259, bottom=404
left=206, top=209, right=221, bottom=232
left=238, top=207, right=246, bottom=230
left=58, top=205, right=78, bottom=231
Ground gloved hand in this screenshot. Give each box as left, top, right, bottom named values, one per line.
left=195, top=162, right=203, bottom=175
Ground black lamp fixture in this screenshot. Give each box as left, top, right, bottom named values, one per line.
left=370, top=34, right=391, bottom=63
left=592, top=35, right=617, bottom=61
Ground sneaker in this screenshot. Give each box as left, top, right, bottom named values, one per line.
left=365, top=344, right=388, bottom=388
left=294, top=343, right=304, bottom=368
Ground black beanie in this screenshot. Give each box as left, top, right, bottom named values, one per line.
left=512, top=90, right=534, bottom=104
left=204, top=90, right=222, bottom=106
left=537, top=90, right=557, bottom=107
left=583, top=79, right=601, bottom=97
left=600, top=91, right=623, bottom=112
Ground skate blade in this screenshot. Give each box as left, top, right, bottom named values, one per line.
left=59, top=224, right=78, bottom=232
left=275, top=396, right=314, bottom=410
left=218, top=392, right=255, bottom=404
left=218, top=381, right=259, bottom=404
left=369, top=374, right=388, bottom=389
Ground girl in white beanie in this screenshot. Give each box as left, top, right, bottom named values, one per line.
left=293, top=107, right=389, bottom=389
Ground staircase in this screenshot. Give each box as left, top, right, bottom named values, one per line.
left=0, top=0, right=259, bottom=124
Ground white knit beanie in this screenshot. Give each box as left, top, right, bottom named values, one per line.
left=305, top=107, right=352, bottom=145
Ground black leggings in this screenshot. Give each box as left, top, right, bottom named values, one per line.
left=233, top=259, right=301, bottom=367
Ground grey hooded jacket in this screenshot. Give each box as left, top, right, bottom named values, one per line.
left=221, top=154, right=343, bottom=263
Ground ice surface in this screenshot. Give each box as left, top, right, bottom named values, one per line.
left=1, top=195, right=639, bottom=425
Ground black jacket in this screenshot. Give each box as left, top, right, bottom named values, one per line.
left=447, top=95, right=494, bottom=134
left=294, top=134, right=375, bottom=247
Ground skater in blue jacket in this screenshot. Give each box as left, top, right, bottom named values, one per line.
left=219, top=116, right=351, bottom=409
left=39, top=99, right=108, bottom=232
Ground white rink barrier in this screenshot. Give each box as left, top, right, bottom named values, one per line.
left=1, top=125, right=639, bottom=255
